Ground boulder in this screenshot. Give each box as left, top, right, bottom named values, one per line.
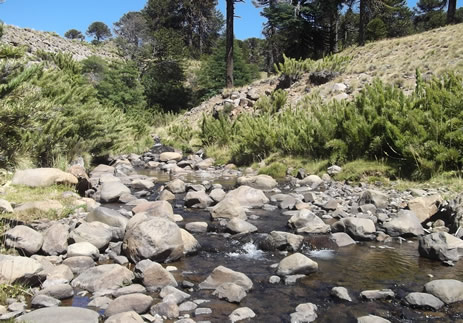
left=150, top=301, right=179, bottom=319
left=331, top=287, right=352, bottom=302
left=12, top=168, right=78, bottom=187
left=185, top=222, right=208, bottom=233
left=199, top=266, right=253, bottom=291
left=113, top=284, right=147, bottom=298
left=14, top=200, right=63, bottom=215
left=105, top=294, right=153, bottom=317
left=330, top=232, right=356, bottom=247
left=38, top=284, right=74, bottom=300
left=229, top=307, right=256, bottom=322
left=71, top=264, right=134, bottom=293
left=333, top=217, right=376, bottom=240
left=70, top=221, right=113, bottom=250
left=360, top=289, right=395, bottom=300
left=0, top=199, right=13, bottom=213
left=159, top=190, right=175, bottom=201
left=160, top=152, right=182, bottom=162
left=213, top=283, right=247, bottom=303
left=42, top=223, right=69, bottom=256
left=130, top=179, right=154, bottom=190
left=132, top=200, right=173, bottom=217
left=424, top=279, right=463, bottom=304
left=134, top=259, right=177, bottom=292
left=357, top=315, right=391, bottom=323
left=62, top=256, right=95, bottom=275
left=86, top=207, right=128, bottom=240
left=227, top=218, right=258, bottom=234
left=3, top=225, right=43, bottom=255
left=100, top=182, right=131, bottom=203
left=290, top=303, right=317, bottom=323
left=31, top=295, right=61, bottom=308
left=17, top=307, right=99, bottom=323
left=105, top=311, right=145, bottom=323
left=226, top=185, right=269, bottom=208
left=237, top=175, right=277, bottom=190
left=404, top=292, right=444, bottom=310
left=160, top=286, right=190, bottom=305
left=167, top=179, right=186, bottom=194
left=418, top=232, right=463, bottom=262
left=358, top=190, right=388, bottom=209
left=383, top=210, right=424, bottom=237
left=123, top=217, right=184, bottom=263
left=261, top=231, right=304, bottom=252
left=0, top=255, right=43, bottom=284
left=210, top=188, right=226, bottom=203
left=211, top=197, right=247, bottom=220
left=277, top=253, right=318, bottom=276
left=298, top=175, right=323, bottom=189
left=180, top=229, right=200, bottom=255
left=44, top=264, right=74, bottom=286
left=91, top=164, right=115, bottom=177
left=184, top=191, right=213, bottom=208
left=288, top=210, right=330, bottom=234
left=408, top=195, right=442, bottom=223
left=67, top=242, right=99, bottom=259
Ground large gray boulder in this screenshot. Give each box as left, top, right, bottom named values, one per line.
left=12, top=168, right=78, bottom=187
left=160, top=152, right=182, bottom=162
left=210, top=197, right=247, bottom=220
left=38, top=284, right=74, bottom=300
left=288, top=210, right=330, bottom=234
left=333, top=217, right=376, bottom=240
left=31, top=294, right=61, bottom=308
left=166, top=179, right=186, bottom=194
left=227, top=218, right=258, bottom=234
left=180, top=229, right=200, bottom=255
left=424, top=279, right=463, bottom=304
left=358, top=190, right=388, bottom=209
left=62, top=256, right=95, bottom=275
left=357, top=315, right=391, bottom=323
left=213, top=282, right=247, bottom=303
left=226, top=185, right=269, bottom=208
left=184, top=191, right=213, bottom=208
left=298, top=175, right=323, bottom=189
left=260, top=231, right=304, bottom=252
left=105, top=294, right=153, bottom=317
left=86, top=207, right=128, bottom=240
left=14, top=200, right=63, bottom=215
left=408, top=194, right=442, bottom=223
left=418, top=232, right=463, bottom=262
left=71, top=264, right=134, bottom=293
left=105, top=311, right=144, bottom=323
left=0, top=255, right=43, bottom=284
left=330, top=232, right=356, bottom=247
left=237, top=175, right=277, bottom=190
left=100, top=182, right=131, bottom=203
left=132, top=200, right=173, bottom=217
left=123, top=217, right=184, bottom=263
left=67, top=242, right=99, bottom=259
left=70, top=221, right=113, bottom=249
left=17, top=307, right=99, bottom=323
left=404, top=292, right=444, bottom=310
left=277, top=253, right=318, bottom=276
left=290, top=303, right=318, bottom=323
left=42, top=223, right=69, bottom=256
left=134, top=259, right=177, bottom=291
left=199, top=266, right=253, bottom=291
left=3, top=225, right=43, bottom=255
left=383, top=210, right=424, bottom=237
left=229, top=307, right=256, bottom=322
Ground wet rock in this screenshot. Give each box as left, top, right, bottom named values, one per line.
left=3, top=225, right=43, bottom=255
left=185, top=222, right=208, bottom=233
left=31, top=294, right=61, bottom=308
left=178, top=301, right=197, bottom=312
left=42, top=223, right=69, bottom=256
left=199, top=266, right=253, bottom=291
left=38, top=284, right=74, bottom=300
left=70, top=221, right=113, bottom=250
left=360, top=289, right=395, bottom=300
left=113, top=284, right=147, bottom=298
left=167, top=179, right=186, bottom=194
left=383, top=210, right=424, bottom=237
left=404, top=292, right=444, bottom=310
left=100, top=182, right=131, bottom=203
left=180, top=229, right=200, bottom=255
left=418, top=232, right=463, bottom=263
left=210, top=197, right=247, bottom=220
left=424, top=279, right=463, bottom=304
left=17, top=307, right=99, bottom=323
left=358, top=190, right=388, bottom=209
left=280, top=196, right=298, bottom=210
left=105, top=293, right=153, bottom=317
left=71, top=264, right=134, bottom=293
left=105, top=311, right=145, bottom=323
left=277, top=253, right=318, bottom=276
left=330, top=232, right=356, bottom=247
left=229, top=307, right=256, bottom=322
left=290, top=303, right=317, bottom=323
left=408, top=195, right=442, bottom=223
left=213, top=282, right=247, bottom=303
left=160, top=286, right=190, bottom=304
left=150, top=301, right=179, bottom=319
left=184, top=191, right=213, bottom=208
left=87, top=207, right=128, bottom=240
left=131, top=179, right=154, bottom=191
left=62, top=256, right=95, bottom=274
left=160, top=152, right=182, bottom=162
left=331, top=287, right=352, bottom=302
left=12, top=168, right=78, bottom=187
left=333, top=217, right=376, bottom=240
left=132, top=200, right=174, bottom=217
left=298, top=175, right=323, bottom=189
left=209, top=188, right=226, bottom=203
left=123, top=217, right=184, bottom=263
left=159, top=190, right=175, bottom=201
left=269, top=276, right=281, bottom=284
left=227, top=218, right=258, bottom=234
left=67, top=242, right=99, bottom=259
left=88, top=296, right=112, bottom=309
left=0, top=255, right=43, bottom=284
left=288, top=210, right=330, bottom=233
left=134, top=259, right=177, bottom=292
left=0, top=199, right=13, bottom=213
left=226, top=185, right=269, bottom=208
left=357, top=315, right=391, bottom=323
left=260, top=231, right=304, bottom=252
left=237, top=174, right=277, bottom=190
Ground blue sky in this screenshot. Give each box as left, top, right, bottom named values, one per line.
left=0, top=0, right=460, bottom=40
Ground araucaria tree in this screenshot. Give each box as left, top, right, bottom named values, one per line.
left=226, top=0, right=244, bottom=88
left=64, top=29, right=85, bottom=41
left=86, top=22, right=112, bottom=43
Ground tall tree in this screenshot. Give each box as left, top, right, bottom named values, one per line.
left=64, top=29, right=85, bottom=41
left=414, top=0, right=446, bottom=31
left=86, top=22, right=112, bottom=43
left=447, top=0, right=457, bottom=23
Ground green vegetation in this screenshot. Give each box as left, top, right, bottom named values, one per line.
left=0, top=283, right=32, bottom=305
left=64, top=29, right=85, bottom=41
left=86, top=21, right=112, bottom=44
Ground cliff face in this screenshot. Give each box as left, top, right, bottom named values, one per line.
left=1, top=24, right=120, bottom=61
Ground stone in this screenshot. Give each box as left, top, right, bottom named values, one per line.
left=290, top=303, right=318, bottom=323
left=71, top=264, right=134, bottom=293
left=360, top=289, right=395, bottom=300
left=277, top=253, right=318, bottom=276
left=330, top=232, right=356, bottom=247
left=288, top=210, right=330, bottom=233
left=236, top=175, right=277, bottom=190
left=213, top=283, right=247, bottom=303
left=404, top=292, right=444, bottom=310
left=100, top=182, right=131, bottom=203
left=0, top=255, right=43, bottom=284
left=408, top=195, right=442, bottom=223
left=184, top=191, right=213, bottom=208
left=132, top=200, right=173, bottom=217
left=14, top=200, right=63, bottom=215
left=195, top=307, right=212, bottom=315
left=160, top=286, right=190, bottom=304
left=70, top=221, right=113, bottom=250
left=280, top=196, right=297, bottom=210
left=67, top=242, right=99, bottom=259
left=87, top=207, right=128, bottom=240
left=424, top=279, right=463, bottom=304
left=298, top=175, right=323, bottom=189
left=331, top=287, right=352, bottom=302
left=123, top=217, right=184, bottom=263
left=180, top=229, right=200, bottom=254
left=196, top=158, right=215, bottom=170
left=38, top=284, right=74, bottom=300
left=62, top=256, right=95, bottom=275
left=269, top=276, right=281, bottom=284
left=209, top=188, right=226, bottom=203
left=227, top=218, right=258, bottom=234
left=112, top=284, right=146, bottom=298
left=210, top=197, right=247, bottom=220
left=160, top=152, right=182, bottom=162
left=178, top=301, right=197, bottom=312
left=199, top=266, right=253, bottom=291
left=167, top=179, right=186, bottom=194
left=418, top=232, right=463, bottom=262
left=229, top=307, right=256, bottom=322
left=105, top=311, right=145, bottom=323
left=327, top=165, right=342, bottom=175
left=88, top=296, right=112, bottom=309
left=150, top=301, right=179, bottom=319
left=3, top=225, right=43, bottom=255
left=31, top=294, right=61, bottom=308
left=358, top=190, right=388, bottom=209
left=105, top=293, right=153, bottom=317
left=357, top=315, right=391, bottom=323
left=226, top=185, right=270, bottom=208
left=159, top=190, right=175, bottom=201
left=131, top=179, right=155, bottom=190
left=0, top=199, right=13, bottom=213
left=12, top=168, right=77, bottom=187
left=43, top=264, right=74, bottom=287
left=185, top=222, right=208, bottom=233
left=260, top=231, right=304, bottom=252
left=17, top=307, right=99, bottom=323
left=42, top=223, right=69, bottom=256
left=333, top=217, right=376, bottom=240
left=134, top=259, right=177, bottom=292
left=383, top=210, right=424, bottom=237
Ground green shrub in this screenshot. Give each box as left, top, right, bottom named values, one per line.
left=258, top=162, right=287, bottom=178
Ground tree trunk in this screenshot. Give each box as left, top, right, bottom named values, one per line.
left=226, top=0, right=234, bottom=88
left=447, top=0, right=457, bottom=24
left=359, top=0, right=366, bottom=46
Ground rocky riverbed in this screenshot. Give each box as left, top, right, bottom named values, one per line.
left=1, top=144, right=463, bottom=323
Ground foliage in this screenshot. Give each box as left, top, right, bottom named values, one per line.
left=258, top=162, right=287, bottom=178
left=366, top=18, right=388, bottom=41
left=86, top=21, right=112, bottom=43
left=64, top=29, right=84, bottom=41
left=0, top=283, right=32, bottom=305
